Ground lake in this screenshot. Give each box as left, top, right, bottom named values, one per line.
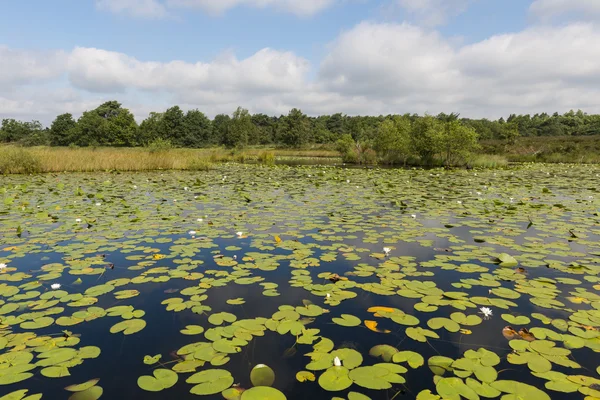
left=1, top=164, right=599, bottom=400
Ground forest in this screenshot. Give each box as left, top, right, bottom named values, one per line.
left=2, top=101, right=600, bottom=166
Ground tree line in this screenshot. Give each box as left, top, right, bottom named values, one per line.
left=1, top=101, right=599, bottom=155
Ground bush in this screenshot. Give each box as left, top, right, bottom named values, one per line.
left=0, top=147, right=42, bottom=174
left=257, top=151, right=275, bottom=165
left=146, top=138, right=173, bottom=153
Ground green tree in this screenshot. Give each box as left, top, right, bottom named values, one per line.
left=161, top=106, right=186, bottom=146
left=440, top=120, right=480, bottom=166
left=277, top=108, right=311, bottom=147
left=50, top=113, right=77, bottom=146
left=410, top=115, right=444, bottom=163
left=251, top=113, right=276, bottom=145
left=223, top=107, right=253, bottom=148
left=212, top=114, right=231, bottom=145
left=374, top=116, right=411, bottom=164
left=0, top=119, right=43, bottom=143
left=182, top=109, right=212, bottom=147
left=499, top=122, right=520, bottom=145
left=71, top=101, right=139, bottom=146
left=139, top=112, right=165, bottom=145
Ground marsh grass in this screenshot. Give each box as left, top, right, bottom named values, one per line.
left=0, top=147, right=42, bottom=174
left=0, top=146, right=340, bottom=174
left=470, top=154, right=509, bottom=168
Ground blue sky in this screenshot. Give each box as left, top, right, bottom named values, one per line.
left=1, top=0, right=599, bottom=123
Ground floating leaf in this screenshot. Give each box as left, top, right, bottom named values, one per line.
left=181, top=325, right=205, bottom=335
left=68, top=386, right=103, bottom=400
left=318, top=367, right=353, bottom=391
left=364, top=320, right=391, bottom=334
left=296, top=371, right=316, bottom=382
left=143, top=354, right=161, bottom=365
left=109, top=319, right=146, bottom=335
left=65, top=379, right=100, bottom=392
left=250, top=364, right=275, bottom=387
left=332, top=314, right=361, bottom=327
left=137, top=369, right=178, bottom=392
left=240, top=386, right=286, bottom=400
left=187, top=369, right=234, bottom=395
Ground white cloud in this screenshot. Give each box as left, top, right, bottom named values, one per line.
left=67, top=47, right=309, bottom=95
left=530, top=0, right=600, bottom=20
left=2, top=21, right=600, bottom=123
left=95, top=0, right=169, bottom=19
left=317, top=21, right=600, bottom=117
left=396, top=0, right=476, bottom=26
left=0, top=46, right=66, bottom=87
left=166, top=0, right=335, bottom=16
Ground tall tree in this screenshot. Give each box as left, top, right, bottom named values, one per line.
left=50, top=113, right=77, bottom=146
left=223, top=107, right=253, bottom=148
left=277, top=108, right=311, bottom=147
left=374, top=116, right=411, bottom=164
left=182, top=109, right=212, bottom=147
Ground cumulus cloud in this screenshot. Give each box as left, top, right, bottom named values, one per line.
left=318, top=21, right=600, bottom=117
left=166, top=0, right=336, bottom=16
left=396, top=0, right=476, bottom=26
left=2, top=21, right=600, bottom=123
left=530, top=0, right=600, bottom=21
left=0, top=46, right=66, bottom=88
left=95, top=0, right=169, bottom=19
left=67, top=47, right=310, bottom=95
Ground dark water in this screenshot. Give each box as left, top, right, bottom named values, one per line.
left=1, top=164, right=599, bottom=399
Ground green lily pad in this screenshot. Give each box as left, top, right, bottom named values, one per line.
left=392, top=351, right=424, bottom=368
left=208, top=312, right=237, bottom=326
left=240, top=386, right=286, bottom=400
left=427, top=317, right=460, bottom=333
left=187, top=369, right=234, bottom=395
left=65, top=379, right=100, bottom=392
left=332, top=314, right=361, bottom=327
left=109, top=319, right=146, bottom=335
left=318, top=366, right=353, bottom=391
left=68, top=386, right=103, bottom=400
left=250, top=364, right=275, bottom=387
left=143, top=354, right=161, bottom=365
left=501, top=314, right=531, bottom=325
left=137, top=369, right=178, bottom=392
left=181, top=325, right=205, bottom=335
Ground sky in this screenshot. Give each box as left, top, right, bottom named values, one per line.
left=1, top=0, right=600, bottom=125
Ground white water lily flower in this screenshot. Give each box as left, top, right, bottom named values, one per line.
left=383, top=247, right=391, bottom=255
left=346, top=180, right=350, bottom=183
left=188, top=230, right=197, bottom=236
left=75, top=218, right=82, bottom=223
left=411, top=214, right=417, bottom=219
left=184, top=187, right=189, bottom=191
left=236, top=232, right=243, bottom=237
left=0, top=263, right=7, bottom=271
left=51, top=283, right=61, bottom=290
left=197, top=218, right=203, bottom=222
left=479, top=307, right=493, bottom=318
left=133, top=185, right=137, bottom=189
left=233, top=255, right=237, bottom=260
left=326, top=293, right=331, bottom=298
left=333, top=356, right=342, bottom=367
left=96, top=202, right=101, bottom=206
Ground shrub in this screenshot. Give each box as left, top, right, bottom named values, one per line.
left=146, top=138, right=173, bottom=153
left=258, top=151, right=275, bottom=165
